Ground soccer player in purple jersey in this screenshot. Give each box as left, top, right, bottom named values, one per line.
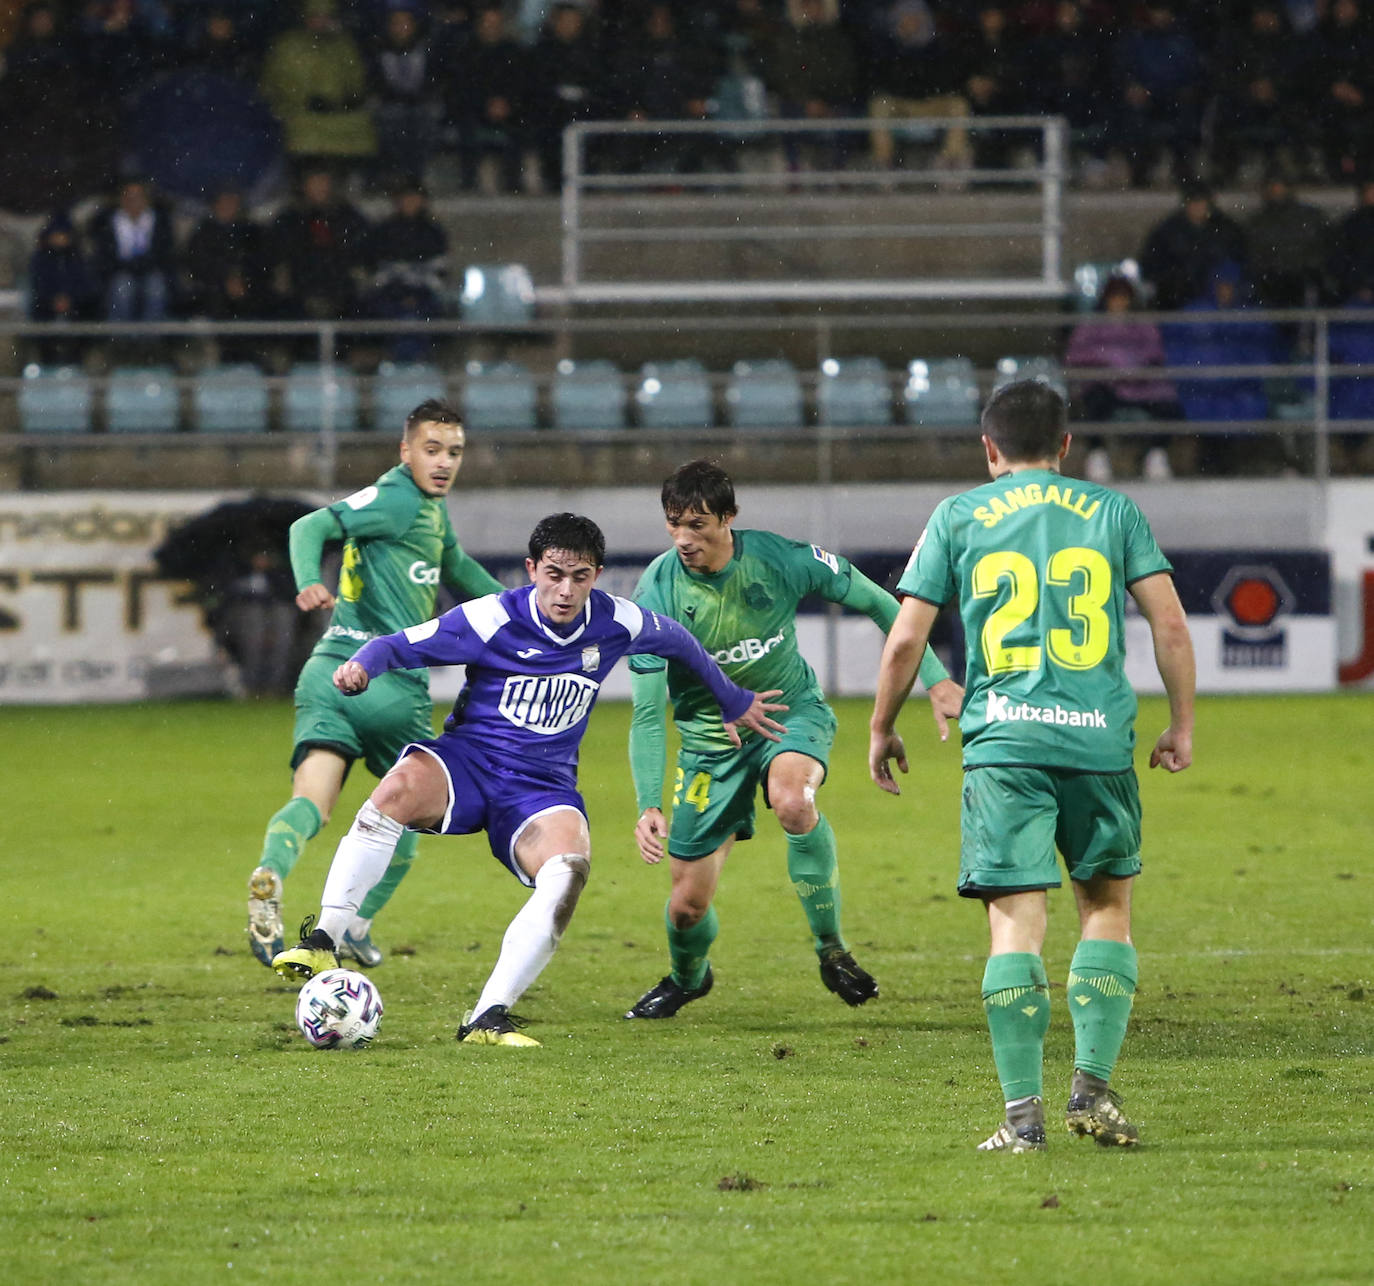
left=272, top=513, right=786, bottom=1047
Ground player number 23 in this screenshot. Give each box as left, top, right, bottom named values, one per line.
left=673, top=767, right=712, bottom=814
left=972, top=547, right=1111, bottom=674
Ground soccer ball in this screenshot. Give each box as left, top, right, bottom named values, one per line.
left=295, top=968, right=383, bottom=1050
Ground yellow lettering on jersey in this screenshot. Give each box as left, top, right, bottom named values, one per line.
left=977, top=481, right=1101, bottom=530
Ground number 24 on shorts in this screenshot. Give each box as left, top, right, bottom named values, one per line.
left=673, top=767, right=712, bottom=814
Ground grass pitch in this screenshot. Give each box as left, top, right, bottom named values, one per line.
left=1, top=693, right=1370, bottom=1285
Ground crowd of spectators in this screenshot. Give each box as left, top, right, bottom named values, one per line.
left=25, top=168, right=449, bottom=365
left=3, top=1, right=1374, bottom=212
left=1066, top=173, right=1374, bottom=478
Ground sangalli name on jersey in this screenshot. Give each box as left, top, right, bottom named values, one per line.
left=974, top=482, right=1101, bottom=530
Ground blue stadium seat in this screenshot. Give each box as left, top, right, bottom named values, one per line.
left=551, top=359, right=626, bottom=430
left=725, top=359, right=804, bottom=429
left=993, top=355, right=1069, bottom=400
left=106, top=365, right=180, bottom=433
left=635, top=359, right=714, bottom=429
left=373, top=362, right=447, bottom=431
left=816, top=357, right=892, bottom=427
left=1161, top=316, right=1278, bottom=423
left=283, top=364, right=361, bottom=433
left=192, top=364, right=269, bottom=433
left=1328, top=315, right=1374, bottom=420
left=903, top=357, right=980, bottom=427
left=18, top=364, right=93, bottom=433
left=461, top=360, right=538, bottom=431
left=457, top=263, right=535, bottom=326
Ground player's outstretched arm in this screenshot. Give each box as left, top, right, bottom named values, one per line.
left=631, top=611, right=787, bottom=743
left=1130, top=572, right=1196, bottom=773
left=869, top=596, right=939, bottom=793
left=724, top=689, right=788, bottom=748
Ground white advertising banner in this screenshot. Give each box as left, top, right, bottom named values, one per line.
left=0, top=489, right=1347, bottom=705
left=0, top=492, right=233, bottom=704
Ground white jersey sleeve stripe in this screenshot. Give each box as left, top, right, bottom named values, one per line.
left=463, top=594, right=511, bottom=643
left=402, top=618, right=441, bottom=644
left=611, top=595, right=645, bottom=640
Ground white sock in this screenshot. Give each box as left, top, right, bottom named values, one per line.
left=318, top=801, right=404, bottom=943
left=347, top=915, right=374, bottom=940
left=471, top=854, right=588, bottom=1016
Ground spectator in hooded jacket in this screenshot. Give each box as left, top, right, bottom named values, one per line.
left=27, top=208, right=97, bottom=364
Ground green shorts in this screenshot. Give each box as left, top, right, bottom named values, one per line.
left=291, top=652, right=436, bottom=780
left=958, top=764, right=1142, bottom=898
left=667, top=700, right=837, bottom=860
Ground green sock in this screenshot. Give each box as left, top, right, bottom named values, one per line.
left=1067, top=938, right=1138, bottom=1081
left=667, top=901, right=717, bottom=991
left=982, top=953, right=1051, bottom=1102
left=259, top=796, right=322, bottom=880
left=357, top=827, right=419, bottom=921
left=787, top=815, right=843, bottom=952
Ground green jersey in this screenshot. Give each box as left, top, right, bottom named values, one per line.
left=296, top=464, right=501, bottom=677
left=898, top=468, right=1171, bottom=772
left=632, top=528, right=916, bottom=754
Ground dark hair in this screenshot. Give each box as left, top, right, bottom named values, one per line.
left=528, top=513, right=605, bottom=567
left=981, top=380, right=1068, bottom=462
left=404, top=398, right=463, bottom=435
left=660, top=459, right=738, bottom=523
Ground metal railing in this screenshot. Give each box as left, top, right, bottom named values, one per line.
left=0, top=307, right=1370, bottom=489
left=556, top=116, right=1068, bottom=304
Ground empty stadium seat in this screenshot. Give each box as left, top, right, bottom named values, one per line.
left=816, top=357, right=892, bottom=427
left=992, top=355, right=1069, bottom=399
left=551, top=359, right=626, bottom=430
left=635, top=359, right=714, bottom=429
left=457, top=263, right=535, bottom=326
left=17, top=364, right=93, bottom=433
left=461, top=360, right=538, bottom=431
left=903, top=357, right=980, bottom=427
left=106, top=365, right=180, bottom=433
left=283, top=364, right=361, bottom=433
left=373, top=362, right=447, bottom=431
left=725, top=359, right=804, bottom=429
left=192, top=363, right=269, bottom=433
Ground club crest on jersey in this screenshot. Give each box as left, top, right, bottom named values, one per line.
left=811, top=545, right=839, bottom=574
left=581, top=645, right=600, bottom=673
left=498, top=673, right=600, bottom=735
left=744, top=582, right=773, bottom=611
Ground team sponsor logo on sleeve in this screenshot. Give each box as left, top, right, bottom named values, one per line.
left=403, top=618, right=441, bottom=643
left=811, top=545, right=840, bottom=574
left=342, top=485, right=379, bottom=510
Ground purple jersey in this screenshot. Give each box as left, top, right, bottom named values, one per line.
left=351, top=585, right=754, bottom=783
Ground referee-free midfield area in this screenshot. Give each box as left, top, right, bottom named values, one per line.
left=0, top=695, right=1368, bottom=1285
